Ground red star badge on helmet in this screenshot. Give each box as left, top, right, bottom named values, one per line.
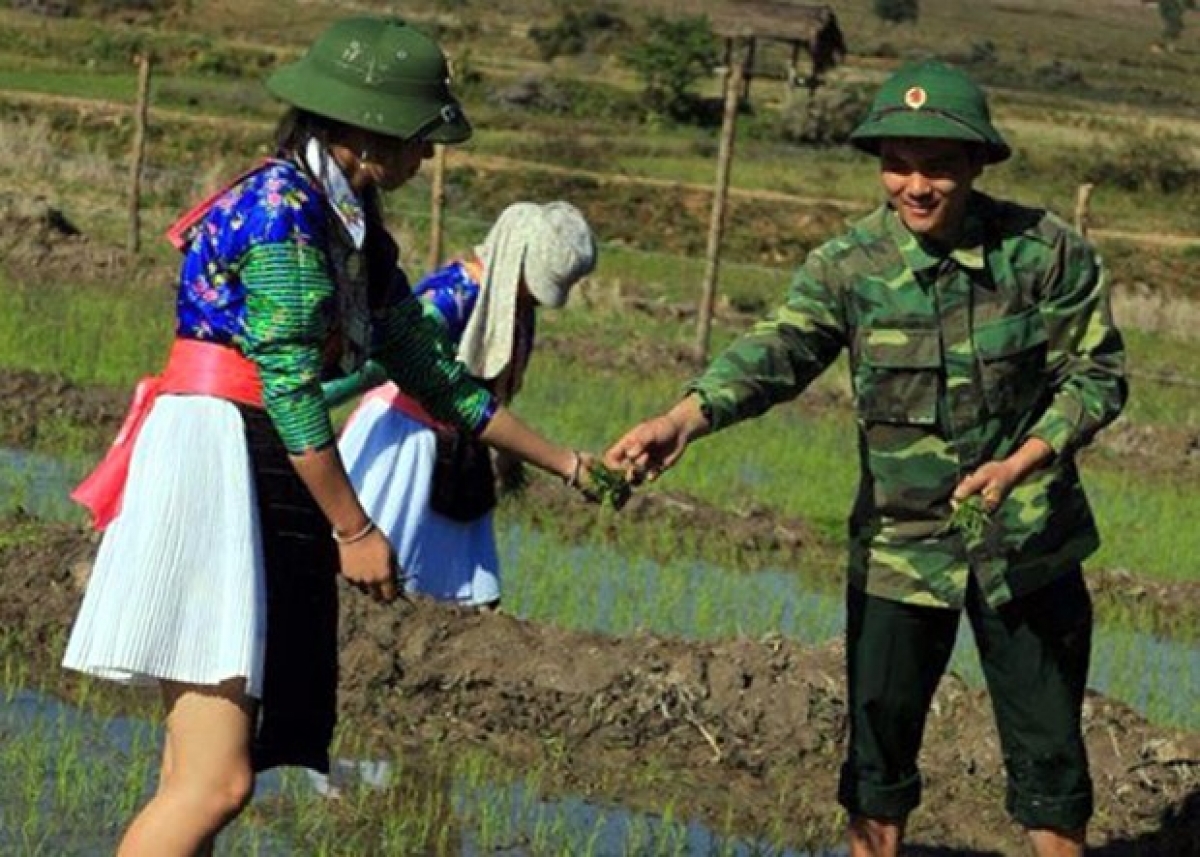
left=904, top=86, right=927, bottom=109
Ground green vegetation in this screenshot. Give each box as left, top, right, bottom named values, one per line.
left=2, top=251, right=1197, bottom=586
left=528, top=7, right=629, bottom=62
left=945, top=496, right=989, bottom=543
left=0, top=0, right=1197, bottom=846
left=620, top=14, right=719, bottom=121
left=1158, top=0, right=1196, bottom=41
left=873, top=0, right=920, bottom=25
left=1, top=631, right=808, bottom=855
left=585, top=461, right=632, bottom=509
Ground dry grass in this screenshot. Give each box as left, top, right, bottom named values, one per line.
left=1113, top=289, right=1200, bottom=341
left=0, top=115, right=240, bottom=244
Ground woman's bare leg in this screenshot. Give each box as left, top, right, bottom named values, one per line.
left=118, top=678, right=256, bottom=857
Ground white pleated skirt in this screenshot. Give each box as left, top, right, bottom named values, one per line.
left=339, top=398, right=501, bottom=607
left=62, top=395, right=267, bottom=697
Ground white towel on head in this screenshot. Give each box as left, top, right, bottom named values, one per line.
left=457, top=201, right=596, bottom=380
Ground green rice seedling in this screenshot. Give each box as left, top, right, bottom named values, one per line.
left=577, top=809, right=605, bottom=856
left=587, top=461, right=632, bottom=510
left=946, top=495, right=990, bottom=543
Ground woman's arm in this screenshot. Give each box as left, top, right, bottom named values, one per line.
left=477, top=406, right=580, bottom=485
left=240, top=240, right=399, bottom=600
left=373, top=289, right=592, bottom=487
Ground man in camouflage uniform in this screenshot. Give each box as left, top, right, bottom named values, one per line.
left=605, top=60, right=1126, bottom=857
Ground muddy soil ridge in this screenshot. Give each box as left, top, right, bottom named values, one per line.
left=2, top=518, right=1198, bottom=855
left=4, top=365, right=1198, bottom=640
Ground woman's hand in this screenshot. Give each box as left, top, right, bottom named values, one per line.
left=289, top=446, right=399, bottom=602
left=335, top=526, right=399, bottom=603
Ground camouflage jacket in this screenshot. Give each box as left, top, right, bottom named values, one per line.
left=688, top=193, right=1127, bottom=609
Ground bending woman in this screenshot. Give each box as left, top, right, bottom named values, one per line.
left=327, top=201, right=597, bottom=608
left=62, top=17, right=595, bottom=856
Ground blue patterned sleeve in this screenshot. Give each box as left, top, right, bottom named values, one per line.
left=413, top=262, right=480, bottom=344
left=231, top=173, right=340, bottom=453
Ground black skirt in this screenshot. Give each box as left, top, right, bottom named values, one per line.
left=238, top=404, right=339, bottom=774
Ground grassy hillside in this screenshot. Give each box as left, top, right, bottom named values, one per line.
left=0, top=0, right=1197, bottom=587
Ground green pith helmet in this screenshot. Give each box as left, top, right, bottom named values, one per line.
left=850, top=60, right=1010, bottom=163
left=266, top=17, right=471, bottom=145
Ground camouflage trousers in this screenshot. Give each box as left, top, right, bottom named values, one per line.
left=837, top=567, right=1094, bottom=830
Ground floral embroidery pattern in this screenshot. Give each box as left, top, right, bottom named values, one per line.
left=176, top=162, right=325, bottom=347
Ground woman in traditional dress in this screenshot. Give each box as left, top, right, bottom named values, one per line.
left=62, top=18, right=596, bottom=855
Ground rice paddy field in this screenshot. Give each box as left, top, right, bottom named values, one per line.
left=0, top=0, right=1198, bottom=853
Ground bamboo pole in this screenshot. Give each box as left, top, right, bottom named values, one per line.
left=742, top=36, right=756, bottom=101
left=427, top=143, right=447, bottom=272
left=694, top=42, right=747, bottom=365
left=127, top=54, right=151, bottom=254
left=1074, top=182, right=1094, bottom=238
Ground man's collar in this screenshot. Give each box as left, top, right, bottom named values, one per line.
left=886, top=201, right=986, bottom=273
left=303, top=138, right=366, bottom=250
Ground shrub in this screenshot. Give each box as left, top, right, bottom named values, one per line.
left=1158, top=0, right=1190, bottom=40
left=1078, top=131, right=1200, bottom=195
left=872, top=0, right=919, bottom=25
left=1033, top=59, right=1085, bottom=90
left=529, top=8, right=628, bottom=62
left=966, top=40, right=998, bottom=67
left=775, top=82, right=874, bottom=147
left=487, top=74, right=641, bottom=122
left=621, top=14, right=719, bottom=122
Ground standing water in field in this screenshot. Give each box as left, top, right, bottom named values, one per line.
left=0, top=448, right=1195, bottom=729
left=1, top=450, right=1198, bottom=853
left=500, top=528, right=1200, bottom=730
left=0, top=448, right=90, bottom=521
left=0, top=688, right=838, bottom=855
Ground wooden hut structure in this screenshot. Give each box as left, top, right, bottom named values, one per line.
left=710, top=2, right=847, bottom=98
left=692, top=3, right=847, bottom=362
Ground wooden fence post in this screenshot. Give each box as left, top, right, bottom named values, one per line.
left=1074, top=182, right=1094, bottom=238
left=127, top=53, right=151, bottom=254
left=427, top=144, right=447, bottom=272
left=694, top=41, right=747, bottom=365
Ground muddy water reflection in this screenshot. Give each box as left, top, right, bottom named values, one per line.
left=0, top=448, right=88, bottom=521
left=500, top=529, right=1200, bottom=730
left=1, top=690, right=834, bottom=856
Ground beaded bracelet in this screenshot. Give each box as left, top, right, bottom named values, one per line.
left=564, top=451, right=583, bottom=489
left=332, top=519, right=376, bottom=545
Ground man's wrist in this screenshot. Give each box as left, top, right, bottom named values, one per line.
left=679, top=396, right=712, bottom=438
left=1006, top=437, right=1054, bottom=483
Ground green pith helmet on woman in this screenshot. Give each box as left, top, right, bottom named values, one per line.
left=850, top=60, right=1011, bottom=164
left=266, top=16, right=472, bottom=145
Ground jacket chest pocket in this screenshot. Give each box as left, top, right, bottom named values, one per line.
left=854, top=328, right=942, bottom=426
left=974, top=308, right=1049, bottom=413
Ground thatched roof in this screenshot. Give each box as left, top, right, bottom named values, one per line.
left=710, top=2, right=847, bottom=82
left=711, top=1, right=843, bottom=44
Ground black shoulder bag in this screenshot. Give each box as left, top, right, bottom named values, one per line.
left=428, top=430, right=497, bottom=522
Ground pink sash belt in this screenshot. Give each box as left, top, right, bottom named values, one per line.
left=71, top=339, right=264, bottom=530
left=357, top=381, right=452, bottom=433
